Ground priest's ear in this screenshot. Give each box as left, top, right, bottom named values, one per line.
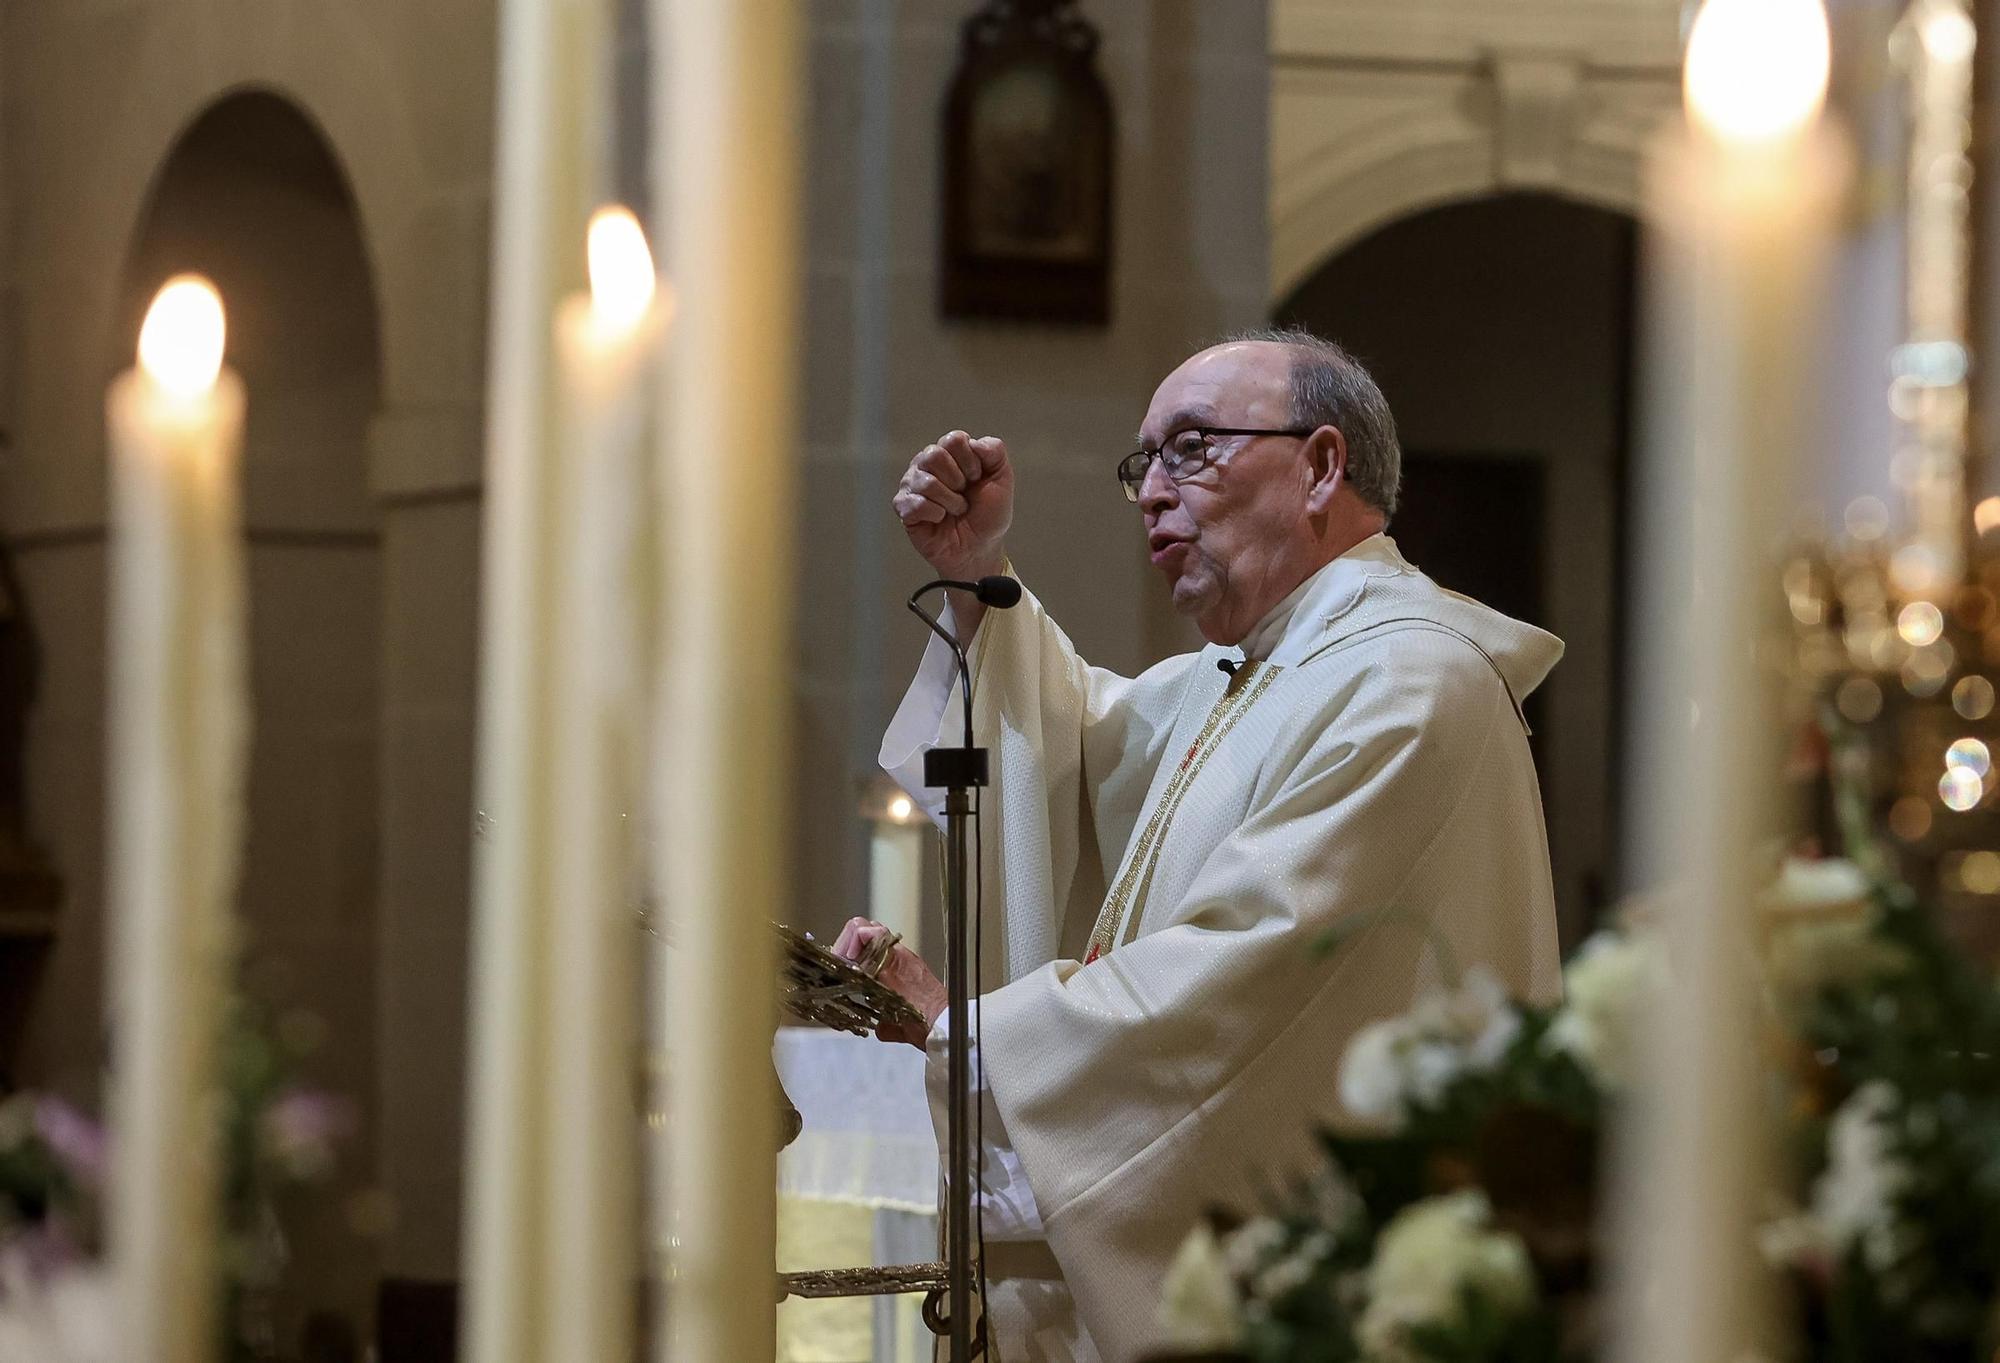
left=1302, top=424, right=1349, bottom=516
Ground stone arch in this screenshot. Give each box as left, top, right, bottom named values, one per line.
left=1271, top=130, right=1652, bottom=306
left=90, top=2, right=432, bottom=437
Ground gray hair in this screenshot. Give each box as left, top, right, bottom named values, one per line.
left=1222, top=326, right=1402, bottom=521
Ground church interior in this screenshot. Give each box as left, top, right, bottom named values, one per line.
left=3, top=0, right=1999, bottom=1361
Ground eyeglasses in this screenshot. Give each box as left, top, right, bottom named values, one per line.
left=1116, top=426, right=1317, bottom=502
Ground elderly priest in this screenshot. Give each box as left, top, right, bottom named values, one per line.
left=832, top=329, right=1563, bottom=1363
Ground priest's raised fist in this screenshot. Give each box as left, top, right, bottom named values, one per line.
left=893, top=430, right=1013, bottom=583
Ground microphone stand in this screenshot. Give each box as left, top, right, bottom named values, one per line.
left=906, top=577, right=1012, bottom=1363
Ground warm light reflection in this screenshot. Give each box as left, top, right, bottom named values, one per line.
left=1941, top=766, right=1984, bottom=811
left=1683, top=0, right=1831, bottom=144
left=137, top=275, right=226, bottom=397
left=1920, top=3, right=1977, bottom=63
left=1889, top=544, right=1945, bottom=595
left=1898, top=600, right=1946, bottom=646
left=1960, top=849, right=2000, bottom=895
left=1946, top=737, right=1991, bottom=777
left=586, top=206, right=658, bottom=334
left=1975, top=496, right=2000, bottom=535
left=886, top=794, right=914, bottom=824
left=1953, top=675, right=1995, bottom=719
left=1845, top=496, right=1891, bottom=541
left=1890, top=795, right=1933, bottom=842
left=1836, top=677, right=1884, bottom=724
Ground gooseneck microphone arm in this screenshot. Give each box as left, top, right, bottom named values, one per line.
left=906, top=575, right=1023, bottom=752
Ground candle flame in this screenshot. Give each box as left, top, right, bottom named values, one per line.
left=1684, top=0, right=1831, bottom=144
left=137, top=275, right=226, bottom=397
left=586, top=206, right=657, bottom=334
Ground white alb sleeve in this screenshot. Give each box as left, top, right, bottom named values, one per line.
left=923, top=1002, right=1045, bottom=1242
left=878, top=602, right=977, bottom=832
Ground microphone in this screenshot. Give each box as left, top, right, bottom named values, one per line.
left=907, top=575, right=1021, bottom=752
left=914, top=574, right=1021, bottom=609
left=1217, top=657, right=1239, bottom=676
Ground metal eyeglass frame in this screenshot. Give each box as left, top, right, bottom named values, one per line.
left=1116, top=426, right=1317, bottom=502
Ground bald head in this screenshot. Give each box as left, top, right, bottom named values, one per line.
left=1220, top=327, right=1402, bottom=519
left=1131, top=333, right=1394, bottom=645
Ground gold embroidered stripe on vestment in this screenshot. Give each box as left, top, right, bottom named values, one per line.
left=1084, top=660, right=1280, bottom=961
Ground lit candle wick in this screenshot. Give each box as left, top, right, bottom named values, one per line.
left=586, top=206, right=657, bottom=336
left=137, top=274, right=227, bottom=398
left=1683, top=0, right=1831, bottom=145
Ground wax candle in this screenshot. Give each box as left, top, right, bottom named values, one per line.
left=652, top=1, right=803, bottom=1358
left=542, top=204, right=665, bottom=1363
left=1620, top=2, right=1846, bottom=1359
left=104, top=275, right=249, bottom=1363
left=869, top=792, right=926, bottom=953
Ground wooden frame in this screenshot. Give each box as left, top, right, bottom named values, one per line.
left=940, top=0, right=1115, bottom=324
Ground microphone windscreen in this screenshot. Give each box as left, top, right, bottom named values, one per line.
left=975, top=575, right=1023, bottom=609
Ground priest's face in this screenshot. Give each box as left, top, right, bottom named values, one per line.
left=1136, top=342, right=1318, bottom=645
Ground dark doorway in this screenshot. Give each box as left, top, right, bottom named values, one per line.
left=1278, top=193, right=1638, bottom=945
left=1393, top=452, right=1549, bottom=752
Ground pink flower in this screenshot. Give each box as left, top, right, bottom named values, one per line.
left=260, top=1090, right=353, bottom=1180
left=31, top=1101, right=105, bottom=1189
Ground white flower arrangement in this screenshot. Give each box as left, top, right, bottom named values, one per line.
left=1357, top=1191, right=1535, bottom=1362
left=0, top=1252, right=112, bottom=1363
left=1158, top=1221, right=1246, bottom=1352
left=1337, top=968, right=1523, bottom=1125
left=1542, top=928, right=1663, bottom=1089
left=1810, top=1082, right=1912, bottom=1272
left=1756, top=859, right=1909, bottom=1005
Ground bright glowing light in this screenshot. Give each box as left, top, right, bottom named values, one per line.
left=1947, top=737, right=1991, bottom=777
left=1976, top=497, right=2000, bottom=535
left=137, top=275, right=226, bottom=397
left=586, top=206, right=657, bottom=334
left=1899, top=601, right=1945, bottom=646
left=1889, top=544, right=1945, bottom=595
left=1683, top=0, right=1831, bottom=144
left=1921, top=4, right=1977, bottom=63
left=1941, top=766, right=1985, bottom=811
left=886, top=794, right=914, bottom=823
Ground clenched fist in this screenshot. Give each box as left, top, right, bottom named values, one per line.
left=893, top=430, right=1013, bottom=583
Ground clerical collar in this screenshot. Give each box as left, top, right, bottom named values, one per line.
left=1233, top=533, right=1403, bottom=664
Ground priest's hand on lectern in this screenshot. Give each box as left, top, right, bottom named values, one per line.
left=893, top=430, right=1013, bottom=584
left=830, top=916, right=947, bottom=1051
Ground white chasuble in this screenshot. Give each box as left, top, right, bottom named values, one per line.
left=879, top=535, right=1563, bottom=1363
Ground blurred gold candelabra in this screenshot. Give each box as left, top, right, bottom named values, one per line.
left=1786, top=0, right=2000, bottom=953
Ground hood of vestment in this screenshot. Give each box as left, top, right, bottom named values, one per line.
left=1272, top=533, right=1565, bottom=715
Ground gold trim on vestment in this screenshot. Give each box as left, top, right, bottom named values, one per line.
left=1084, top=660, right=1280, bottom=960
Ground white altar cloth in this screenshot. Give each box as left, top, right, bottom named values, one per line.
left=775, top=1026, right=938, bottom=1212
left=773, top=1027, right=938, bottom=1363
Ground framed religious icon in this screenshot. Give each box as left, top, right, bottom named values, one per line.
left=940, top=0, right=1114, bottom=324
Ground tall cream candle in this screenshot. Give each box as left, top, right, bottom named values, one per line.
left=541, top=205, right=666, bottom=1363
left=105, top=275, right=249, bottom=1363
left=651, top=1, right=803, bottom=1359
left=1619, top=3, right=1845, bottom=1361
left=462, top=0, right=616, bottom=1355
left=869, top=794, right=925, bottom=952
